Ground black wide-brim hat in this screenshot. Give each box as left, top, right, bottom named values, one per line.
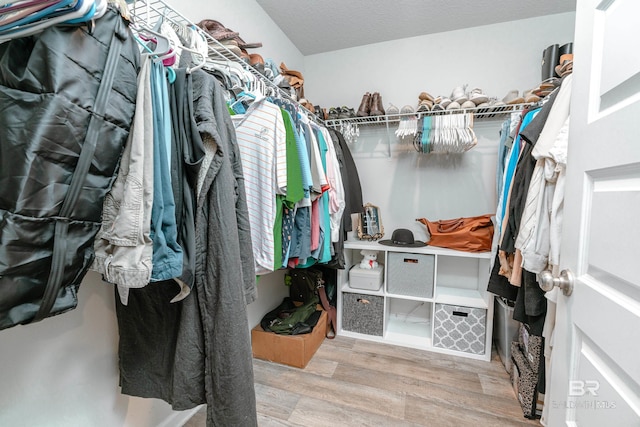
left=378, top=228, right=426, bottom=247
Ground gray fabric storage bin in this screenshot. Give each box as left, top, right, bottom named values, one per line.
left=342, top=293, right=384, bottom=336
left=387, top=252, right=435, bottom=298
left=433, top=303, right=486, bottom=355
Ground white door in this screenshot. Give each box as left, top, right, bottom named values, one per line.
left=546, top=0, right=640, bottom=425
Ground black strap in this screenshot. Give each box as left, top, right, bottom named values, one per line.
left=33, top=24, right=125, bottom=322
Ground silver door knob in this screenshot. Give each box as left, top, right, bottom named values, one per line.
left=539, top=269, right=574, bottom=296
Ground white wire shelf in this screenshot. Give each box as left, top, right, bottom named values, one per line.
left=324, top=102, right=536, bottom=128
left=128, top=0, right=324, bottom=123
left=128, top=0, right=536, bottom=130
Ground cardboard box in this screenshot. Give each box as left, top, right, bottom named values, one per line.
left=349, top=265, right=383, bottom=291
left=251, top=309, right=327, bottom=368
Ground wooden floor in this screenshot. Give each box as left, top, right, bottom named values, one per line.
left=185, top=336, right=542, bottom=426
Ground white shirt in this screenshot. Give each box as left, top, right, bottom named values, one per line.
left=232, top=97, right=286, bottom=274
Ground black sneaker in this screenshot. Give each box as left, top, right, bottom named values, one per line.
left=337, top=106, right=351, bottom=119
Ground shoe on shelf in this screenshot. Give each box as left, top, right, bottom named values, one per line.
left=357, top=92, right=371, bottom=117
left=387, top=103, right=400, bottom=120
left=432, top=103, right=445, bottom=111
left=299, top=98, right=314, bottom=113
left=313, top=105, right=327, bottom=120
left=400, top=105, right=415, bottom=114
left=502, top=89, right=525, bottom=105
left=419, top=91, right=434, bottom=102
left=439, top=97, right=452, bottom=108
left=555, top=60, right=573, bottom=77
left=328, top=107, right=339, bottom=120
left=451, top=85, right=468, bottom=104
left=475, top=97, right=492, bottom=111
left=460, top=100, right=476, bottom=109
left=376, top=92, right=386, bottom=116
left=211, top=40, right=243, bottom=58
left=337, top=106, right=352, bottom=119
left=468, top=88, right=489, bottom=105
left=539, top=77, right=560, bottom=90
left=523, top=89, right=541, bottom=103
left=417, top=99, right=433, bottom=112
left=369, top=92, right=385, bottom=116
left=446, top=101, right=461, bottom=110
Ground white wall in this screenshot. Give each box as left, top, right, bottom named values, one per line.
left=304, top=12, right=576, bottom=241
left=0, top=273, right=197, bottom=427
left=304, top=13, right=576, bottom=112
left=345, top=122, right=510, bottom=242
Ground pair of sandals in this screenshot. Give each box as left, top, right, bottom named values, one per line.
left=386, top=104, right=417, bottom=120
left=529, top=77, right=561, bottom=99
left=448, top=87, right=491, bottom=109
left=417, top=92, right=435, bottom=112
left=416, top=88, right=491, bottom=112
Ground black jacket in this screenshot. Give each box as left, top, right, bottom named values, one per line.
left=0, top=8, right=140, bottom=329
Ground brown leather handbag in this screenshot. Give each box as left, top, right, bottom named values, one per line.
left=416, top=214, right=494, bottom=253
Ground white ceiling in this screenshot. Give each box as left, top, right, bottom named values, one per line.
left=255, top=0, right=576, bottom=55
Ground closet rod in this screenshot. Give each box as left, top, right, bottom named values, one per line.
left=128, top=0, right=325, bottom=124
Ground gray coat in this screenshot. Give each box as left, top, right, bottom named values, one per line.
left=192, top=69, right=258, bottom=426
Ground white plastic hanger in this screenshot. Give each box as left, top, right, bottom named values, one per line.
left=179, top=44, right=206, bottom=74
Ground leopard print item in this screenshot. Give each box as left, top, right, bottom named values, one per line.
left=518, top=324, right=543, bottom=373
left=511, top=341, right=539, bottom=419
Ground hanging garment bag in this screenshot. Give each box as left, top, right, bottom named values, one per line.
left=0, top=7, right=140, bottom=329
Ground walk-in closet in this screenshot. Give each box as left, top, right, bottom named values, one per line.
left=1, top=0, right=639, bottom=426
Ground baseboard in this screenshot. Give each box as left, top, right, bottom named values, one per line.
left=156, top=405, right=203, bottom=427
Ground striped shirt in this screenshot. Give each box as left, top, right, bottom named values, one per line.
left=232, top=97, right=287, bottom=275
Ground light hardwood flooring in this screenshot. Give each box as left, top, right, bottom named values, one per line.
left=185, top=336, right=542, bottom=426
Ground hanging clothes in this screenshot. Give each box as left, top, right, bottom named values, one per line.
left=500, top=107, right=541, bottom=256
left=166, top=66, right=205, bottom=301
left=516, top=77, right=572, bottom=275
left=92, top=54, right=154, bottom=303
left=115, top=66, right=258, bottom=427
left=278, top=109, right=305, bottom=268
left=488, top=76, right=571, bottom=339
left=325, top=128, right=364, bottom=269
left=496, top=117, right=513, bottom=197
left=191, top=66, right=256, bottom=305
left=232, top=96, right=287, bottom=275
left=323, top=128, right=346, bottom=244
left=287, top=114, right=314, bottom=267
left=301, top=117, right=327, bottom=259
left=0, top=7, right=140, bottom=329
left=148, top=60, right=184, bottom=283
left=192, top=69, right=258, bottom=427
left=312, top=124, right=333, bottom=264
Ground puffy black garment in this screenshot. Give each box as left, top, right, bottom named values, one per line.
left=0, top=8, right=141, bottom=330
